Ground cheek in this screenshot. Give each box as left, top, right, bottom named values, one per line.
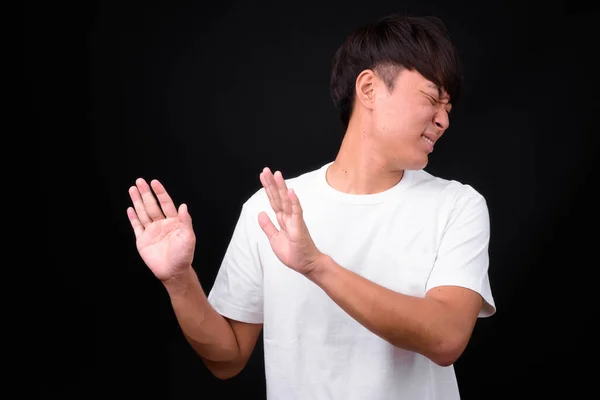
left=380, top=105, right=431, bottom=135
left=410, top=105, right=434, bottom=125
left=377, top=101, right=408, bottom=127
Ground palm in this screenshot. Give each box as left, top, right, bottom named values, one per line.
left=136, top=217, right=195, bottom=281
left=266, top=212, right=305, bottom=268
left=127, top=179, right=196, bottom=282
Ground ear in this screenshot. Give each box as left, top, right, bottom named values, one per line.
left=354, top=69, right=377, bottom=110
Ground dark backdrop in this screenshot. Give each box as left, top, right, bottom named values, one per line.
left=31, top=0, right=598, bottom=398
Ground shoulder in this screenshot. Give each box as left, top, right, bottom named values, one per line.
left=407, top=170, right=489, bottom=226
left=410, top=169, right=487, bottom=208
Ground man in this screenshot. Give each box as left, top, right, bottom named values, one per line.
left=127, top=14, right=495, bottom=399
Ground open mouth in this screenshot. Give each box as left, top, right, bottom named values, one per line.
left=421, top=135, right=434, bottom=146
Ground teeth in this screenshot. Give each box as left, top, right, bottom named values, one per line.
left=422, top=135, right=434, bottom=145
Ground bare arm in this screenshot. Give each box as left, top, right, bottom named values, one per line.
left=165, top=266, right=263, bottom=379
left=126, top=178, right=262, bottom=380
left=307, top=255, right=481, bottom=367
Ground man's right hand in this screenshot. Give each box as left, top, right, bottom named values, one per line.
left=127, top=178, right=196, bottom=284
left=127, top=178, right=263, bottom=379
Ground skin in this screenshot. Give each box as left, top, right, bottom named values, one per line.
left=127, top=68, right=481, bottom=379
left=127, top=180, right=261, bottom=379
left=327, top=68, right=452, bottom=195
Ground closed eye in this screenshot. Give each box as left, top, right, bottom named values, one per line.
left=420, top=90, right=452, bottom=114
left=423, top=92, right=452, bottom=114
left=419, top=90, right=439, bottom=105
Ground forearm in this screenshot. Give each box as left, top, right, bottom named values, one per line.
left=164, top=267, right=240, bottom=363
left=307, top=255, right=463, bottom=366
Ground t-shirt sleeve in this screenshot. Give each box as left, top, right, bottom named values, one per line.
left=207, top=201, right=264, bottom=324
left=426, top=186, right=496, bottom=317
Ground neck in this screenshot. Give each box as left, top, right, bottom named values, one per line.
left=327, top=117, right=404, bottom=195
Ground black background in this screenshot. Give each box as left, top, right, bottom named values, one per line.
left=31, top=0, right=598, bottom=398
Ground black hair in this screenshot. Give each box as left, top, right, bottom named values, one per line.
left=330, top=14, right=463, bottom=127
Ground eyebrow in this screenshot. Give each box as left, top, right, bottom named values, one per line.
left=425, top=83, right=451, bottom=103
left=426, top=83, right=442, bottom=97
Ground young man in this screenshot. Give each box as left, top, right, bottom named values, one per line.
left=127, top=14, right=495, bottom=399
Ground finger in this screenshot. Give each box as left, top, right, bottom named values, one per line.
left=136, top=178, right=166, bottom=222
left=273, top=171, right=292, bottom=215
left=126, top=206, right=145, bottom=239
left=288, top=188, right=303, bottom=216
left=150, top=179, right=178, bottom=218
left=262, top=168, right=282, bottom=212
left=258, top=211, right=279, bottom=240
left=129, top=185, right=152, bottom=227
left=177, top=203, right=193, bottom=230
left=260, top=171, right=277, bottom=212
left=288, top=189, right=304, bottom=230
left=262, top=168, right=280, bottom=209
left=276, top=211, right=286, bottom=232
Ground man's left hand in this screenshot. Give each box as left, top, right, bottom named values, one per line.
left=258, top=167, right=324, bottom=277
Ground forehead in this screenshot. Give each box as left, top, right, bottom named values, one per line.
left=394, top=69, right=450, bottom=100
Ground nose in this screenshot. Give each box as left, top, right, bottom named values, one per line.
left=433, top=109, right=450, bottom=132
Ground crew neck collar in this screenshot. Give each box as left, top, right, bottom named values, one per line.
left=316, top=161, right=414, bottom=205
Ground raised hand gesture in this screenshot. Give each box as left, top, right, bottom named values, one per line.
left=258, top=168, right=324, bottom=276
left=127, top=178, right=196, bottom=282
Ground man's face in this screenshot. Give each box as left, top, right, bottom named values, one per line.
left=371, top=68, right=452, bottom=170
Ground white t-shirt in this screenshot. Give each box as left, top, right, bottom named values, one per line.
left=208, top=161, right=495, bottom=400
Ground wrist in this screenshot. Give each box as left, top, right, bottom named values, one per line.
left=305, top=253, right=333, bottom=284
left=163, top=266, right=196, bottom=297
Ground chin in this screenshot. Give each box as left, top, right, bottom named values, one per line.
left=413, top=162, right=429, bottom=171
left=403, top=156, right=429, bottom=171
left=390, top=149, right=429, bottom=171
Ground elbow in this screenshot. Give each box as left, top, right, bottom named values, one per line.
left=429, top=336, right=468, bottom=367
left=430, top=350, right=460, bottom=368
left=388, top=334, right=466, bottom=367
left=211, top=368, right=239, bottom=380
left=202, top=358, right=244, bottom=380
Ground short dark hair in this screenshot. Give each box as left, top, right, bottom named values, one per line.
left=330, top=14, right=463, bottom=127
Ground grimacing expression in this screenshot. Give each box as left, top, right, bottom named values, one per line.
left=371, top=69, right=452, bottom=170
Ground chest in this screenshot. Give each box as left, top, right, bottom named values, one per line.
left=259, top=199, right=447, bottom=337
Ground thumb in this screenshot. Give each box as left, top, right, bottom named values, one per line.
left=178, top=203, right=193, bottom=229
left=258, top=211, right=279, bottom=240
